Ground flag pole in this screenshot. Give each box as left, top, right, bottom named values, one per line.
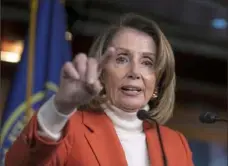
left=26, top=0, right=38, bottom=123
left=60, top=0, right=72, bottom=42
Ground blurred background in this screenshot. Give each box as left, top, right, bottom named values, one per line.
left=1, top=0, right=227, bottom=165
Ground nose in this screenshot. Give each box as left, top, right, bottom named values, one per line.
left=127, top=62, right=141, bottom=80
left=127, top=73, right=140, bottom=79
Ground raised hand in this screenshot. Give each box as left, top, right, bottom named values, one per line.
left=54, top=47, right=115, bottom=114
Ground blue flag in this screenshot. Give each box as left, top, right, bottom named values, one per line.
left=0, top=0, right=72, bottom=164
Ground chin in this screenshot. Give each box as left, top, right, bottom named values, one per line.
left=119, top=98, right=145, bottom=112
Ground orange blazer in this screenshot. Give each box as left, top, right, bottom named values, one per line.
left=6, top=110, right=194, bottom=166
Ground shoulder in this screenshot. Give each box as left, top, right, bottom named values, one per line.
left=160, top=125, right=183, bottom=137
left=160, top=125, right=192, bottom=155
left=160, top=125, right=189, bottom=143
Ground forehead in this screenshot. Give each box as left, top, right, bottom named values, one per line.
left=109, top=27, right=156, bottom=54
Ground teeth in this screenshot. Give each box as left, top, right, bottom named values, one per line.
left=122, top=87, right=141, bottom=91
left=126, top=88, right=136, bottom=90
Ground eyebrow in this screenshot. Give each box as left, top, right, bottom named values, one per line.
left=115, top=47, right=130, bottom=53
left=115, top=47, right=156, bottom=58
left=142, top=54, right=156, bottom=62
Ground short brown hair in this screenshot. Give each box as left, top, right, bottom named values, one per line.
left=86, top=13, right=176, bottom=124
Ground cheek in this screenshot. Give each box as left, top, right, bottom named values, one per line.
left=144, top=74, right=156, bottom=96
left=103, top=68, right=125, bottom=91
left=141, top=71, right=156, bottom=80
left=105, top=76, right=118, bottom=90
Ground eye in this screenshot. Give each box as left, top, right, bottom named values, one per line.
left=116, top=52, right=129, bottom=64
left=116, top=56, right=128, bottom=64
left=142, top=60, right=154, bottom=67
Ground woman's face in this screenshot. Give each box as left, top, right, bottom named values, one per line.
left=103, top=27, right=157, bottom=112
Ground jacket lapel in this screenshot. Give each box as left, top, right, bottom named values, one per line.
left=144, top=121, right=164, bottom=166
left=82, top=111, right=128, bottom=166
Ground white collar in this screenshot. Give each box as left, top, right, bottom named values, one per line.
left=101, top=101, right=149, bottom=133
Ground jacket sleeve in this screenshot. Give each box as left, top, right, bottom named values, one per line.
left=178, top=132, right=195, bottom=166
left=36, top=96, right=76, bottom=141
left=5, top=111, right=77, bottom=166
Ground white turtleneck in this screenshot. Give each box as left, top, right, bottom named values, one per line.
left=37, top=96, right=150, bottom=166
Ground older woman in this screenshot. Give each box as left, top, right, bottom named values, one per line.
left=6, top=13, right=194, bottom=166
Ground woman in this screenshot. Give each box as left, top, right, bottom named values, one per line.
left=6, top=13, right=194, bottom=166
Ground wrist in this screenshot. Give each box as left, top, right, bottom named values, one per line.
left=54, top=95, right=77, bottom=115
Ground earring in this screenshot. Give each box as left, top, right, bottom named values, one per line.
left=152, top=90, right=158, bottom=99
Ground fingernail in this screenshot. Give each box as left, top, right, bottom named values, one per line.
left=109, top=47, right=115, bottom=52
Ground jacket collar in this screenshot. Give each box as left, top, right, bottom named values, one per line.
left=82, top=110, right=164, bottom=166
left=82, top=111, right=128, bottom=166
left=143, top=121, right=164, bottom=166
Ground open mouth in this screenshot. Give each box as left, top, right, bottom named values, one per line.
left=120, top=85, right=142, bottom=93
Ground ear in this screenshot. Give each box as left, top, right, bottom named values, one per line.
left=149, top=89, right=159, bottom=109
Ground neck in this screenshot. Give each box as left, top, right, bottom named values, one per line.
left=101, top=101, right=148, bottom=133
